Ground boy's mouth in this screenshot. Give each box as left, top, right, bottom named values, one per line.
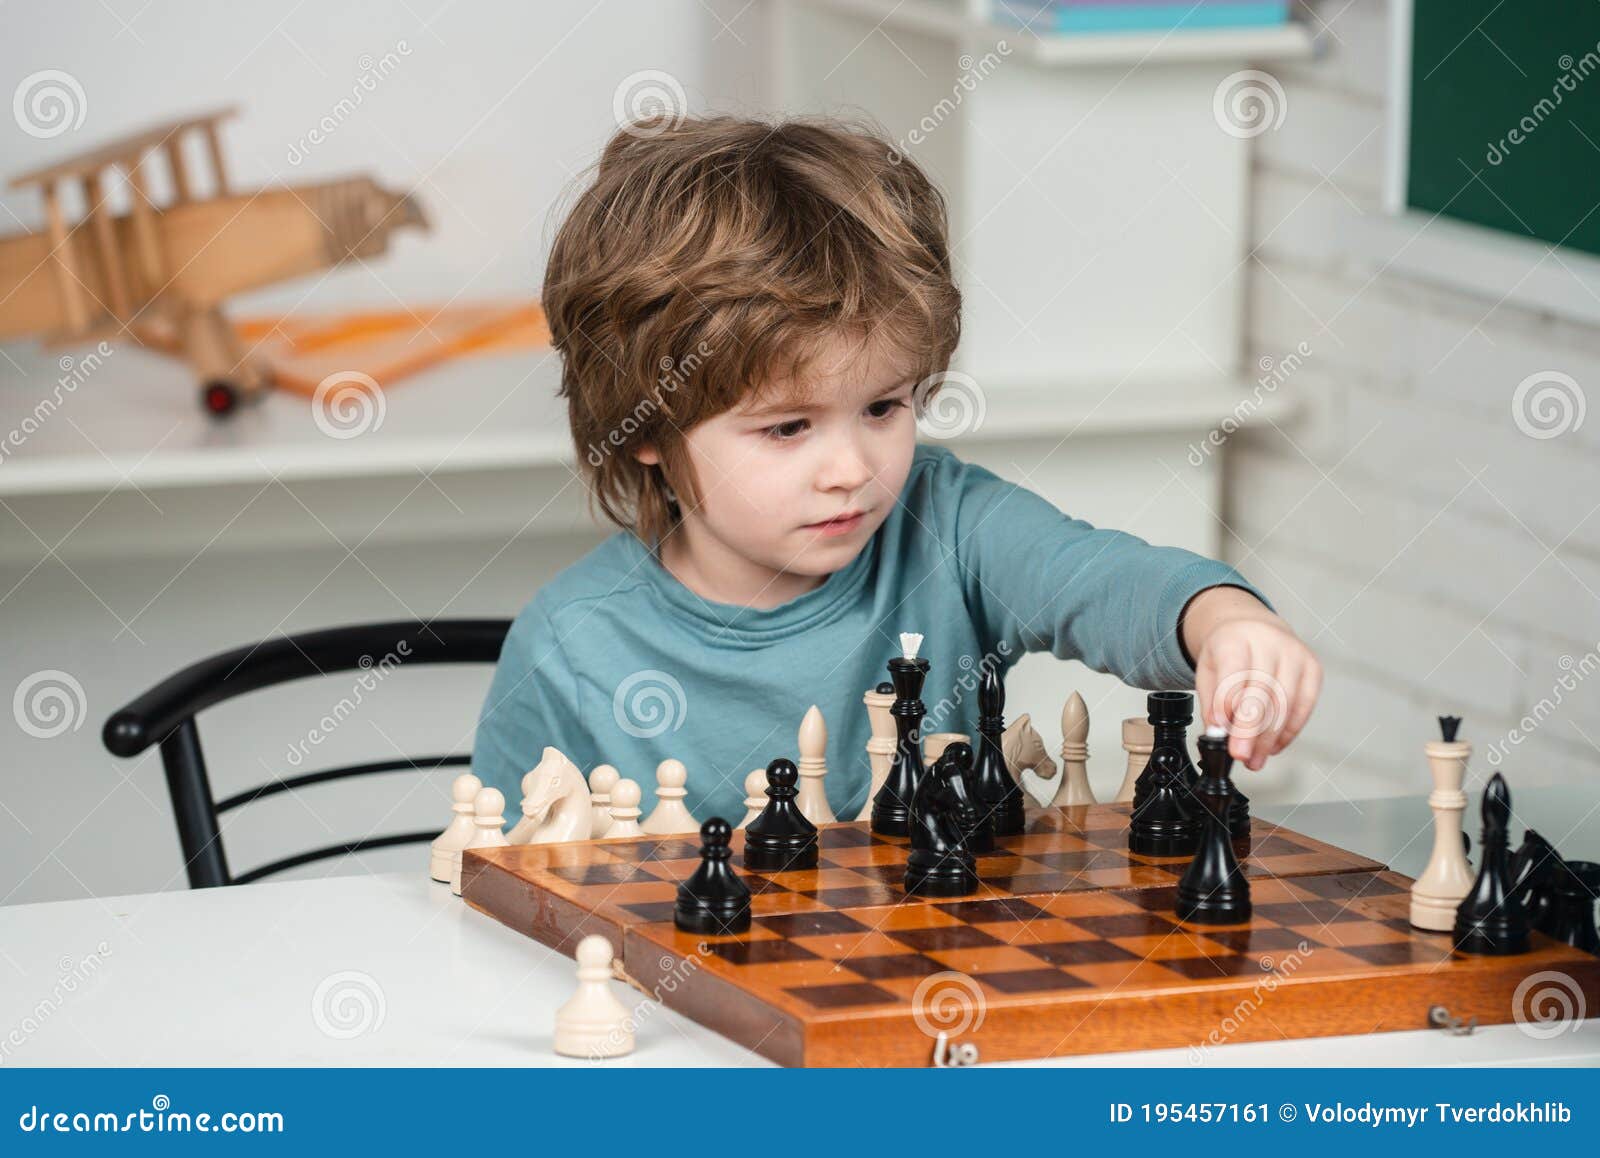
left=804, top=510, right=867, bottom=537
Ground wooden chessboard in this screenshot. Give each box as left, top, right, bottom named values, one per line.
left=460, top=804, right=1600, bottom=1066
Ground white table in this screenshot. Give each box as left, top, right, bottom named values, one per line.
left=1, top=794, right=1595, bottom=1067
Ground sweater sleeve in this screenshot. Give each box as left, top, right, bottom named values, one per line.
left=471, top=597, right=589, bottom=806
left=928, top=448, right=1271, bottom=690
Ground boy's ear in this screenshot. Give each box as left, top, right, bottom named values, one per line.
left=633, top=443, right=661, bottom=466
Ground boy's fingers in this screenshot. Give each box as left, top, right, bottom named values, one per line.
left=1272, top=660, right=1323, bottom=754
left=1244, top=659, right=1298, bottom=769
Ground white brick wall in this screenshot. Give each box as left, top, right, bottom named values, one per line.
left=1232, top=0, right=1600, bottom=801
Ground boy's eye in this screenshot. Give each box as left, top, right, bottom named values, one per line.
left=865, top=398, right=907, bottom=420
left=763, top=419, right=808, bottom=441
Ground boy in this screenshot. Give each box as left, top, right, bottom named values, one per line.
left=473, top=115, right=1321, bottom=826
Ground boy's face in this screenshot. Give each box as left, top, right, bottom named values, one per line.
left=640, top=332, right=919, bottom=597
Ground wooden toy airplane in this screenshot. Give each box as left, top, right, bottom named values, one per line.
left=0, top=107, right=428, bottom=415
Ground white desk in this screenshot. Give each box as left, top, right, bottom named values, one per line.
left=1, top=794, right=1595, bottom=1067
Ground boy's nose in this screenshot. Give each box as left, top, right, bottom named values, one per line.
left=817, top=442, right=873, bottom=492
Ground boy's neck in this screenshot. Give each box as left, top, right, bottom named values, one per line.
left=656, top=519, right=828, bottom=610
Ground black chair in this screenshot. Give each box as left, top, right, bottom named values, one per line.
left=102, top=618, right=511, bottom=888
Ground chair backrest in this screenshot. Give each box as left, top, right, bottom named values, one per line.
left=102, top=619, right=511, bottom=888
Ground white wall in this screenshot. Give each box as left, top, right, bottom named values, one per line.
left=1227, top=0, right=1600, bottom=803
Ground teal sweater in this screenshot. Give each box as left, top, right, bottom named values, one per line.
left=472, top=443, right=1263, bottom=825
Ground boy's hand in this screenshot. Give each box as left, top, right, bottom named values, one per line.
left=1180, top=586, right=1322, bottom=771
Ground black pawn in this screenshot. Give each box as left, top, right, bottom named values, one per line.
left=872, top=656, right=930, bottom=837
left=941, top=742, right=993, bottom=853
left=1453, top=773, right=1531, bottom=955
left=905, top=758, right=980, bottom=897
left=1129, top=692, right=1200, bottom=857
left=1175, top=728, right=1251, bottom=924
left=971, top=664, right=1025, bottom=836
left=675, top=817, right=750, bottom=935
left=745, top=758, right=818, bottom=872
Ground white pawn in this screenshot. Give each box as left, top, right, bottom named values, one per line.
left=737, top=769, right=767, bottom=829
left=1114, top=716, right=1154, bottom=803
left=554, top=934, right=634, bottom=1058
left=588, top=764, right=620, bottom=838
left=430, top=772, right=481, bottom=883
left=451, top=786, right=508, bottom=896
left=604, top=778, right=645, bottom=838
left=795, top=705, right=836, bottom=824
left=641, top=759, right=699, bottom=835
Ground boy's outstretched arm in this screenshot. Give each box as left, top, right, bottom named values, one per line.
left=1179, top=585, right=1323, bottom=772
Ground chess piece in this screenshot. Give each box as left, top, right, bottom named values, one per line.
left=872, top=633, right=930, bottom=837
left=430, top=771, right=481, bottom=883
left=587, top=764, right=620, bottom=839
left=1051, top=692, right=1097, bottom=807
left=1410, top=715, right=1475, bottom=931
left=553, top=934, right=635, bottom=1058
left=604, top=778, right=645, bottom=839
left=642, top=759, right=699, bottom=835
left=450, top=786, right=508, bottom=896
left=508, top=747, right=590, bottom=845
left=1001, top=713, right=1057, bottom=787
left=941, top=741, right=993, bottom=853
left=745, top=758, right=819, bottom=871
left=1453, top=773, right=1531, bottom=955
left=795, top=705, right=837, bottom=825
left=1538, top=858, right=1600, bottom=955
left=1113, top=716, right=1153, bottom=803
left=971, top=663, right=1025, bottom=836
left=675, top=817, right=752, bottom=935
left=905, top=756, right=980, bottom=897
left=1175, top=726, right=1251, bottom=924
left=857, top=682, right=897, bottom=821
left=922, top=732, right=968, bottom=767
left=737, top=769, right=767, bottom=829
left=1129, top=691, right=1200, bottom=857
left=1511, top=829, right=1559, bottom=928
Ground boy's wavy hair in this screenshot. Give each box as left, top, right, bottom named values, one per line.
left=542, top=114, right=962, bottom=547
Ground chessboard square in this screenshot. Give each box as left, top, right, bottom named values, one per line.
left=990, top=871, right=1083, bottom=894
left=740, top=874, right=795, bottom=896
left=756, top=911, right=871, bottom=938
left=1291, top=920, right=1411, bottom=950
left=818, top=825, right=877, bottom=848
left=794, top=930, right=917, bottom=959
left=924, top=944, right=1052, bottom=975
left=843, top=953, right=946, bottom=980
left=1022, top=939, right=1142, bottom=967
left=1296, top=872, right=1409, bottom=903
left=886, top=924, right=1005, bottom=952
left=864, top=906, right=964, bottom=931
left=932, top=897, right=1054, bottom=924
left=641, top=838, right=703, bottom=861
left=547, top=862, right=651, bottom=886
left=980, top=967, right=1094, bottom=995
left=816, top=845, right=891, bottom=868
left=1340, top=941, right=1454, bottom=967
left=1125, top=886, right=1183, bottom=912
left=620, top=900, right=679, bottom=922
left=1246, top=834, right=1314, bottom=858
left=1199, top=927, right=1322, bottom=954
left=1071, top=912, right=1184, bottom=939
left=703, top=937, right=812, bottom=965
left=1259, top=853, right=1360, bottom=877
left=738, top=958, right=862, bottom=988
left=992, top=920, right=1099, bottom=947
left=801, top=868, right=880, bottom=892
left=1108, top=932, right=1201, bottom=960
left=1037, top=891, right=1146, bottom=918
left=811, top=884, right=903, bottom=909
left=1063, top=959, right=1191, bottom=989
left=751, top=891, right=831, bottom=916
left=1159, top=953, right=1281, bottom=980
left=1009, top=833, right=1090, bottom=855
left=1032, top=850, right=1123, bottom=873
left=785, top=980, right=899, bottom=1009
left=1253, top=900, right=1366, bottom=926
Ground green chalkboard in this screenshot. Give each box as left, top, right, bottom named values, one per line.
left=1407, top=0, right=1600, bottom=257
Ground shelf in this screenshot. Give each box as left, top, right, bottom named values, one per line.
left=0, top=341, right=1292, bottom=499
left=792, top=0, right=1316, bottom=66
